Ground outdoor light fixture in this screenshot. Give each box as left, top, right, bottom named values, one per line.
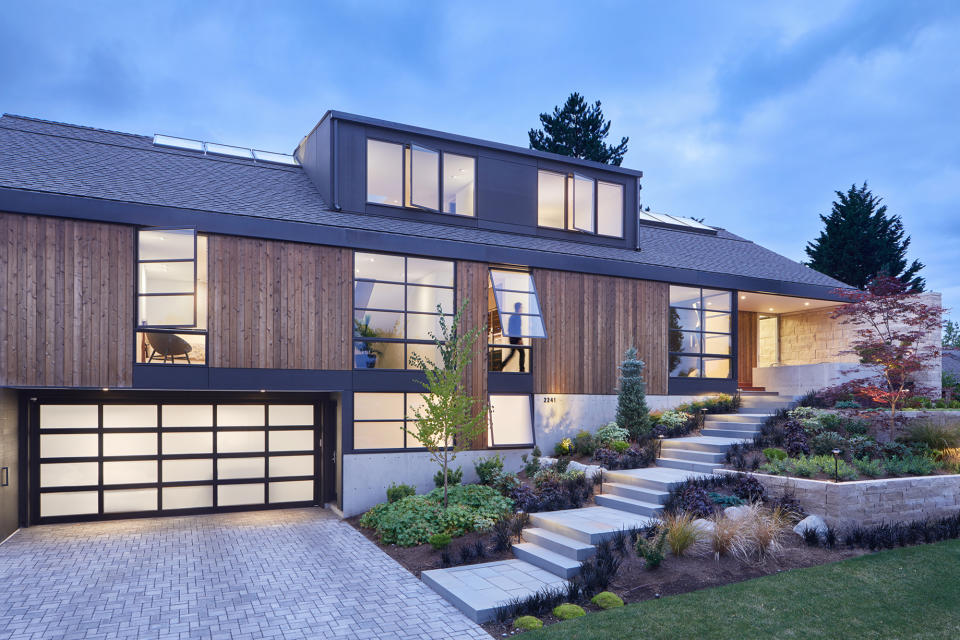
left=657, top=433, right=665, bottom=458
left=832, top=448, right=842, bottom=482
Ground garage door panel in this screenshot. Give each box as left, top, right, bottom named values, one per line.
left=269, top=480, right=313, bottom=503
left=40, top=405, right=98, bottom=429
left=268, top=405, right=313, bottom=426
left=103, top=404, right=157, bottom=428
left=162, top=404, right=213, bottom=427
left=103, top=460, right=158, bottom=485
left=218, top=483, right=265, bottom=506
left=41, top=434, right=98, bottom=458
left=269, top=455, right=314, bottom=478
left=41, top=491, right=99, bottom=517
left=218, top=457, right=265, bottom=479
left=217, top=405, right=265, bottom=427
left=218, top=431, right=265, bottom=453
left=269, top=430, right=313, bottom=452
left=163, top=459, right=213, bottom=482
left=40, top=462, right=98, bottom=487
left=104, top=488, right=158, bottom=513
left=163, top=485, right=213, bottom=510
left=103, top=433, right=158, bottom=457
left=162, top=432, right=212, bottom=454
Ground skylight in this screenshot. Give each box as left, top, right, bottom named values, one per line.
left=638, top=210, right=716, bottom=233
left=152, top=134, right=299, bottom=166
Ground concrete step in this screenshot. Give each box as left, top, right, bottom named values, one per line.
left=528, top=507, right=655, bottom=545
left=706, top=414, right=770, bottom=423
left=739, top=400, right=792, bottom=410
left=659, top=447, right=726, bottom=463
left=738, top=390, right=778, bottom=396
left=656, top=457, right=723, bottom=473
left=660, top=435, right=746, bottom=453
left=601, top=482, right=670, bottom=504
left=513, top=542, right=583, bottom=578
left=522, top=527, right=595, bottom=561
left=595, top=493, right=663, bottom=517
left=604, top=467, right=711, bottom=491
left=701, top=427, right=760, bottom=439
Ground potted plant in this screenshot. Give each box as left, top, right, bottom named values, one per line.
left=353, top=317, right=383, bottom=368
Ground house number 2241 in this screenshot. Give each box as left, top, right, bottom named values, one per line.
left=542, top=396, right=557, bottom=404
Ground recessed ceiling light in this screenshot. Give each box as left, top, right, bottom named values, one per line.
left=768, top=308, right=774, bottom=312
left=740, top=295, right=746, bottom=300
left=804, top=302, right=810, bottom=306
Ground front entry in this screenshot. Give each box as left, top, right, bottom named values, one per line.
left=29, top=394, right=327, bottom=524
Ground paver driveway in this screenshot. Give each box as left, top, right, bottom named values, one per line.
left=0, top=508, right=489, bottom=640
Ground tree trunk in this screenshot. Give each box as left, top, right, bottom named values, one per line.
left=442, top=454, right=449, bottom=510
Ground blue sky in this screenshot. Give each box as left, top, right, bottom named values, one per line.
left=2, top=1, right=958, bottom=316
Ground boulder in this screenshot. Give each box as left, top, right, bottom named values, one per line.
left=793, top=515, right=828, bottom=539
left=692, top=518, right=716, bottom=535
left=724, top=505, right=752, bottom=521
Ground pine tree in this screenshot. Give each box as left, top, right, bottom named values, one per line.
left=528, top=92, right=629, bottom=165
left=615, top=347, right=651, bottom=439
left=944, top=320, right=960, bottom=349
left=805, top=182, right=925, bottom=291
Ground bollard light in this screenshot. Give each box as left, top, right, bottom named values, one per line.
left=832, top=448, right=842, bottom=483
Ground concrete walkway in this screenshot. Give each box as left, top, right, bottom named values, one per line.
left=0, top=508, right=489, bottom=640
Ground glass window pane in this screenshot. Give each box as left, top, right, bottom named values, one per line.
left=162, top=459, right=213, bottom=482
left=493, top=290, right=541, bottom=316
left=572, top=174, right=595, bottom=233
left=268, top=405, right=313, bottom=426
left=702, top=289, right=732, bottom=312
left=366, top=139, right=403, bottom=206
left=139, top=229, right=194, bottom=261
left=162, top=405, right=213, bottom=427
left=138, top=331, right=205, bottom=365
left=669, top=355, right=701, bottom=377
left=703, top=333, right=732, bottom=355
left=138, top=262, right=194, bottom=294
left=40, top=462, right=98, bottom=487
left=104, top=488, right=157, bottom=513
left=354, top=341, right=405, bottom=369
left=162, top=432, right=212, bottom=455
left=597, top=182, right=623, bottom=237
left=538, top=171, right=565, bottom=228
left=40, top=404, right=98, bottom=429
left=354, top=421, right=405, bottom=449
left=217, top=431, right=265, bottom=453
left=163, top=485, right=213, bottom=510
left=354, top=281, right=404, bottom=310
left=502, top=315, right=546, bottom=339
left=489, top=395, right=533, bottom=446
left=407, top=285, right=453, bottom=314
left=103, top=404, right=158, bottom=428
left=354, top=393, right=405, bottom=421
left=669, top=286, right=701, bottom=308
left=354, top=311, right=404, bottom=339
left=217, top=405, right=265, bottom=427
left=269, top=455, right=313, bottom=477
left=704, top=311, right=731, bottom=333
left=139, top=295, right=195, bottom=327
left=443, top=154, right=475, bottom=216
left=407, top=258, right=454, bottom=287
left=670, top=330, right=701, bottom=354
left=410, top=145, right=439, bottom=210
left=41, top=434, right=98, bottom=458
left=406, top=342, right=442, bottom=369
left=490, top=270, right=535, bottom=293
left=41, top=491, right=98, bottom=517
left=218, top=457, right=265, bottom=479
left=103, top=433, right=157, bottom=457
left=355, top=252, right=405, bottom=283
left=670, top=308, right=701, bottom=331
left=703, top=357, right=731, bottom=379
left=218, top=483, right=264, bottom=506
left=103, top=460, right=157, bottom=485
left=407, top=313, right=449, bottom=341
left=269, top=430, right=313, bottom=452
left=269, top=480, right=313, bottom=503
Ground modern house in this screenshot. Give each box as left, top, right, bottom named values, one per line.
left=0, top=110, right=933, bottom=538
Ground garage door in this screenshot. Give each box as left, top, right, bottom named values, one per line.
left=33, top=401, right=318, bottom=522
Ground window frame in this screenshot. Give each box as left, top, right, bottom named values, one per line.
left=488, top=268, right=548, bottom=340
left=351, top=391, right=446, bottom=452
left=487, top=394, right=536, bottom=448
left=668, top=286, right=733, bottom=379
left=536, top=170, right=625, bottom=239
left=136, top=227, right=198, bottom=329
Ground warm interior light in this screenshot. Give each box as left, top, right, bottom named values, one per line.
left=804, top=302, right=810, bottom=306
left=768, top=307, right=774, bottom=312
left=740, top=295, right=746, bottom=300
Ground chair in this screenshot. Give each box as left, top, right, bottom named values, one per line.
left=144, top=332, right=192, bottom=364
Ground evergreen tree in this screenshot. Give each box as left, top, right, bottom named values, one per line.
left=805, top=182, right=925, bottom=291
left=615, top=347, right=651, bottom=439
left=528, top=92, right=628, bottom=165
left=944, top=320, right=960, bottom=349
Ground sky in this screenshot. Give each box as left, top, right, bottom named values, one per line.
left=2, top=0, right=958, bottom=316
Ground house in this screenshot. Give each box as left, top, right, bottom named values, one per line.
left=0, top=110, right=937, bottom=537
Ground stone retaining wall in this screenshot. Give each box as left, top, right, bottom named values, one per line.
left=718, top=470, right=960, bottom=527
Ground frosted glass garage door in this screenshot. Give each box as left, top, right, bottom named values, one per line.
left=36, top=401, right=317, bottom=521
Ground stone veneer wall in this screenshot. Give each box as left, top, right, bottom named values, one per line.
left=720, top=470, right=960, bottom=527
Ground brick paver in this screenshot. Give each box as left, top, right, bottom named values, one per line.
left=0, top=508, right=489, bottom=640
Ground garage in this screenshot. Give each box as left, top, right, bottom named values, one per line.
left=29, top=396, right=326, bottom=523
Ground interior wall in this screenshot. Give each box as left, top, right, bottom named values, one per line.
left=0, top=389, right=18, bottom=541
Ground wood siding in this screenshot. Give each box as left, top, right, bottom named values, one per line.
left=207, top=235, right=352, bottom=370
left=737, top=311, right=758, bottom=387
left=0, top=212, right=134, bottom=387
left=532, top=269, right=668, bottom=395
left=456, top=260, right=489, bottom=448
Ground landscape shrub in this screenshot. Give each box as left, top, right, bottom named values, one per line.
left=610, top=439, right=630, bottom=453
left=511, top=469, right=593, bottom=513
left=635, top=529, right=667, bottom=569
left=674, top=485, right=714, bottom=518
left=590, top=591, right=624, bottom=609
left=709, top=492, right=744, bottom=508
left=554, top=437, right=574, bottom=457
left=848, top=435, right=881, bottom=460
left=521, top=446, right=542, bottom=477
left=834, top=400, right=862, bottom=409
left=490, top=518, right=513, bottom=552
left=662, top=512, right=702, bottom=557
left=709, top=513, right=740, bottom=558
left=513, top=616, right=543, bottom=630
left=852, top=456, right=885, bottom=477
left=763, top=447, right=787, bottom=462
left=732, top=474, right=766, bottom=501
left=573, top=430, right=597, bottom=456
left=936, top=448, right=960, bottom=473
left=428, top=532, right=451, bottom=550
left=575, top=541, right=623, bottom=594
left=810, top=431, right=848, bottom=456
left=728, top=503, right=788, bottom=562
left=474, top=455, right=504, bottom=486
left=842, top=418, right=870, bottom=436
left=386, top=482, right=416, bottom=503
left=553, top=604, right=586, bottom=620
left=784, top=419, right=810, bottom=457
left=656, top=410, right=690, bottom=431
left=883, top=454, right=937, bottom=476
left=760, top=455, right=858, bottom=481
left=595, top=422, right=629, bottom=444
left=433, top=466, right=463, bottom=488
left=905, top=422, right=960, bottom=450
left=768, top=492, right=806, bottom=521
left=593, top=443, right=656, bottom=470
left=842, top=512, right=960, bottom=551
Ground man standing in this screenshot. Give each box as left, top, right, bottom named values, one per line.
left=500, top=302, right=525, bottom=372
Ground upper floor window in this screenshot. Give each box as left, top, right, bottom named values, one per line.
left=537, top=170, right=623, bottom=238
left=136, top=228, right=207, bottom=365
left=487, top=268, right=547, bottom=373
left=668, top=286, right=732, bottom=379
left=366, top=139, right=475, bottom=217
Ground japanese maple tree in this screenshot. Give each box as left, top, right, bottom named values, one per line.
left=831, top=275, right=944, bottom=430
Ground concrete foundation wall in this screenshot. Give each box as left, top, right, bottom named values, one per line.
left=753, top=362, right=873, bottom=398
left=721, top=470, right=960, bottom=528
left=341, top=449, right=530, bottom=517
left=0, top=389, right=18, bottom=542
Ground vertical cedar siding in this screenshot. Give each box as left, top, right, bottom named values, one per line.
left=0, top=212, right=134, bottom=387
left=455, top=260, right=489, bottom=448
left=531, top=268, right=668, bottom=396
left=207, top=234, right=352, bottom=369
left=737, top=311, right=758, bottom=387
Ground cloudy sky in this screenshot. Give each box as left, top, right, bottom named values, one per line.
left=2, top=1, right=958, bottom=316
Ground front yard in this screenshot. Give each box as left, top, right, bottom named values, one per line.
left=524, top=538, right=960, bottom=639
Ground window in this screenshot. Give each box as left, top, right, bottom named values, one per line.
left=668, top=286, right=732, bottom=378
left=536, top=170, right=624, bottom=237
left=353, top=392, right=427, bottom=450
left=354, top=252, right=455, bottom=369
left=136, top=229, right=207, bottom=365
left=366, top=139, right=475, bottom=217
left=488, top=395, right=534, bottom=447
left=488, top=269, right=546, bottom=372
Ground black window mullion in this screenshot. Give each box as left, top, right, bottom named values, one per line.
left=97, top=404, right=104, bottom=516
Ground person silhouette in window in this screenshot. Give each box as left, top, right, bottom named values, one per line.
left=500, top=302, right=525, bottom=372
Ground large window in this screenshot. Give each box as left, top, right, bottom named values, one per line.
left=488, top=395, right=534, bottom=447
left=366, top=139, right=475, bottom=217
left=669, top=286, right=732, bottom=378
left=353, top=392, right=426, bottom=450
left=354, top=252, right=454, bottom=369
left=488, top=268, right=547, bottom=373
left=537, top=170, right=624, bottom=238
left=136, top=228, right=207, bottom=365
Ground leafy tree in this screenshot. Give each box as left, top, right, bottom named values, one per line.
left=805, top=182, right=924, bottom=291
left=408, top=300, right=488, bottom=509
left=944, top=320, right=960, bottom=349
left=528, top=92, right=629, bottom=165
left=615, top=347, right=652, bottom=439
left=831, top=275, right=944, bottom=431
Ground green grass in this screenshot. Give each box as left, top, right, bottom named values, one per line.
left=525, top=540, right=960, bottom=639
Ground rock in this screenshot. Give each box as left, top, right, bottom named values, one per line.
left=724, top=505, right=752, bottom=521
left=793, top=515, right=828, bottom=538
left=692, top=518, right=716, bottom=535
left=539, top=457, right=557, bottom=467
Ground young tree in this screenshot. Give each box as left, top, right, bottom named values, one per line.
left=805, top=182, right=925, bottom=291
left=408, top=300, right=488, bottom=509
left=615, top=347, right=652, bottom=439
left=831, top=275, right=944, bottom=431
left=944, top=320, right=960, bottom=349
left=528, top=92, right=629, bottom=165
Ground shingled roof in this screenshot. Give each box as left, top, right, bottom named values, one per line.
left=0, top=114, right=847, bottom=290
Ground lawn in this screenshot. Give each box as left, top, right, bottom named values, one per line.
left=525, top=539, right=960, bottom=639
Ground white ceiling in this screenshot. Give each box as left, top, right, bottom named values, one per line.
left=737, top=291, right=840, bottom=315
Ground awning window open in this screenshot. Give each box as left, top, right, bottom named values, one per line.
left=489, top=269, right=547, bottom=338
